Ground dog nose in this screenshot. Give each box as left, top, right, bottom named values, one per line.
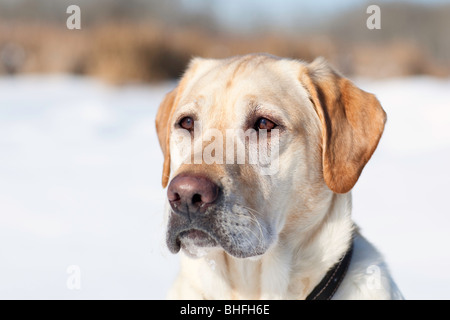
left=167, top=174, right=220, bottom=215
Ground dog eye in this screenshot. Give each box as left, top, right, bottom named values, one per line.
left=254, top=117, right=276, bottom=131
left=179, top=116, right=194, bottom=130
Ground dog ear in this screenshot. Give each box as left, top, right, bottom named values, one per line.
left=156, top=88, right=178, bottom=188
left=301, top=58, right=387, bottom=193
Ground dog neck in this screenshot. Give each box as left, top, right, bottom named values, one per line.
left=174, top=192, right=354, bottom=299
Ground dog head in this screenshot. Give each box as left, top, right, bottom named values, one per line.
left=155, top=54, right=386, bottom=259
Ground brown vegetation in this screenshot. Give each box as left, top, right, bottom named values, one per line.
left=0, top=1, right=449, bottom=83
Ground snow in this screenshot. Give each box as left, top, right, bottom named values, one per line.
left=352, top=77, right=450, bottom=300
left=0, top=74, right=449, bottom=299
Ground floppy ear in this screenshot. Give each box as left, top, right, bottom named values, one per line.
left=155, top=89, right=178, bottom=188
left=301, top=58, right=387, bottom=194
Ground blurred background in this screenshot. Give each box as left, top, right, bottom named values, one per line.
left=0, top=0, right=449, bottom=299
left=2, top=0, right=450, bottom=81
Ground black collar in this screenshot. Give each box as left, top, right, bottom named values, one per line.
left=305, top=241, right=354, bottom=300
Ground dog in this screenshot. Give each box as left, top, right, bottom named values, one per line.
left=155, top=54, right=403, bottom=299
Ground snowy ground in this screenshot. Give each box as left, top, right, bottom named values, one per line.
left=0, top=75, right=449, bottom=299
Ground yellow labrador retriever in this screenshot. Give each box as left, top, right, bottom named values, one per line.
left=155, top=54, right=403, bottom=300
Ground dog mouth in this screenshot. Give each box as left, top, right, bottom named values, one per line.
left=168, top=228, right=218, bottom=257
left=166, top=207, right=273, bottom=259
